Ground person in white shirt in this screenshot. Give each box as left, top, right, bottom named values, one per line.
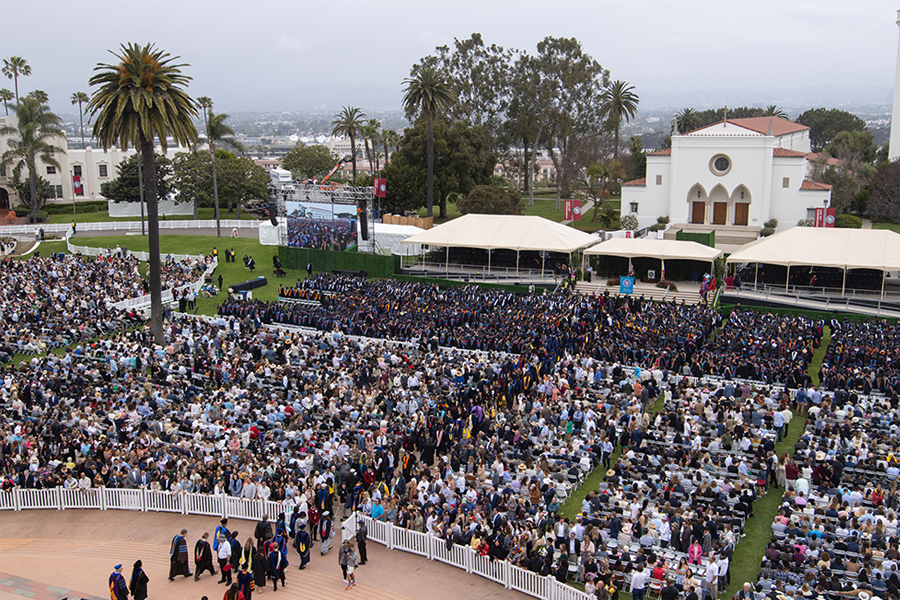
left=630, top=565, right=649, bottom=600
left=705, top=554, right=719, bottom=599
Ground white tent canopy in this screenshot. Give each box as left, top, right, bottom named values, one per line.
left=727, top=227, right=900, bottom=270
left=584, top=238, right=723, bottom=261
left=400, top=214, right=598, bottom=253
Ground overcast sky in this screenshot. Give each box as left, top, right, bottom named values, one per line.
left=4, top=0, right=900, bottom=115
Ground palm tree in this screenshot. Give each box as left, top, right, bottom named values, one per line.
left=402, top=65, right=457, bottom=217
left=675, top=108, right=702, bottom=134
left=88, top=42, right=198, bottom=344
left=0, top=95, right=65, bottom=222
left=587, top=160, right=625, bottom=223
left=0, top=89, right=13, bottom=115
left=382, top=129, right=400, bottom=165
left=764, top=105, right=788, bottom=119
left=207, top=109, right=245, bottom=225
left=600, top=80, right=639, bottom=161
left=2, top=57, right=31, bottom=103
left=362, top=118, right=382, bottom=172
left=71, top=91, right=90, bottom=149
left=331, top=106, right=366, bottom=183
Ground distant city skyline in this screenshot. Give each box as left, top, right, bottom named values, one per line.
left=5, top=0, right=900, bottom=116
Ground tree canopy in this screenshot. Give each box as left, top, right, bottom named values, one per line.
left=282, top=143, right=338, bottom=179
left=100, top=152, right=172, bottom=203
left=456, top=184, right=524, bottom=215
left=797, top=107, right=867, bottom=152
left=171, top=151, right=268, bottom=212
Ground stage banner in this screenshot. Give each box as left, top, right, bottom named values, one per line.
left=619, top=276, right=635, bottom=295
left=814, top=207, right=825, bottom=227
left=825, top=207, right=836, bottom=228
left=574, top=199, right=582, bottom=221
left=564, top=198, right=573, bottom=221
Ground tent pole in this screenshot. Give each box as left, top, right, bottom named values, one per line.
left=785, top=265, right=790, bottom=293
left=445, top=246, right=449, bottom=275
left=842, top=268, right=847, bottom=296
left=488, top=249, right=491, bottom=276
left=754, top=263, right=758, bottom=291
left=516, top=250, right=520, bottom=277
left=541, top=252, right=545, bottom=278
left=882, top=269, right=887, bottom=299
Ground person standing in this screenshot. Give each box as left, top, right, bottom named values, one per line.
left=217, top=532, right=233, bottom=585
left=295, top=522, right=311, bottom=570
left=236, top=563, right=254, bottom=600
left=109, top=563, right=128, bottom=600
left=630, top=564, right=648, bottom=600
left=319, top=511, right=334, bottom=555
left=344, top=540, right=359, bottom=590
left=129, top=560, right=149, bottom=600
left=224, top=583, right=245, bottom=600
left=169, top=528, right=191, bottom=580
left=338, top=540, right=350, bottom=584
left=306, top=262, right=312, bottom=278
left=355, top=519, right=368, bottom=566
left=268, top=544, right=287, bottom=591
left=195, top=532, right=217, bottom=580
left=251, top=546, right=269, bottom=593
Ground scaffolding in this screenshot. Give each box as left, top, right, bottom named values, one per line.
left=272, top=183, right=376, bottom=251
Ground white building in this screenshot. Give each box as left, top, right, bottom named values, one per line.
left=0, top=114, right=186, bottom=210
left=621, top=116, right=832, bottom=248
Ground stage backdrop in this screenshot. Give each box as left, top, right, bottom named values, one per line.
left=284, top=200, right=357, bottom=251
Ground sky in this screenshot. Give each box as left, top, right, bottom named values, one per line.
left=3, top=0, right=900, bottom=115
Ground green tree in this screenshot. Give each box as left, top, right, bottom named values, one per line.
left=382, top=129, right=400, bottom=165
left=200, top=100, right=243, bottom=231
left=586, top=160, right=624, bottom=223
left=601, top=80, right=639, bottom=161
left=827, top=130, right=877, bottom=164
left=869, top=159, right=900, bottom=222
left=100, top=152, right=172, bottom=203
left=9, top=169, right=54, bottom=210
left=533, top=37, right=609, bottom=201
left=504, top=51, right=543, bottom=204
left=379, top=162, right=426, bottom=214
left=282, top=143, right=338, bottom=179
left=88, top=42, right=198, bottom=344
left=402, top=65, right=457, bottom=217
left=2, top=56, right=31, bottom=103
left=70, top=91, right=90, bottom=149
left=361, top=118, right=380, bottom=173
left=331, top=106, right=366, bottom=183
left=675, top=108, right=702, bottom=133
left=171, top=151, right=267, bottom=214
left=625, top=136, right=646, bottom=179
left=457, top=184, right=524, bottom=215
left=0, top=89, right=13, bottom=116
left=797, top=107, right=866, bottom=152
left=764, top=105, right=787, bottom=118
left=0, top=95, right=65, bottom=221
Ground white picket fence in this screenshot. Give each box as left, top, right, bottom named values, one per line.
left=343, top=513, right=593, bottom=600
left=1, top=218, right=261, bottom=237
left=0, top=486, right=295, bottom=523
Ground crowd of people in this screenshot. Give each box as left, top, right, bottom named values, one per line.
left=286, top=217, right=355, bottom=251
left=821, top=319, right=900, bottom=394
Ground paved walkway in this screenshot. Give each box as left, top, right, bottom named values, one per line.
left=0, top=510, right=524, bottom=600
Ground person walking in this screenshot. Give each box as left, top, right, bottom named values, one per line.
left=129, top=560, right=149, bottom=600
left=295, top=522, right=311, bottom=570
left=320, top=512, right=334, bottom=555
left=237, top=563, right=254, bottom=600
left=217, top=532, right=233, bottom=585
left=268, top=543, right=287, bottom=591
left=169, top=528, right=191, bottom=580
left=355, top=519, right=368, bottom=566
left=338, top=540, right=350, bottom=584
left=344, top=540, right=359, bottom=590
left=195, top=532, right=217, bottom=580
left=251, top=546, right=269, bottom=594
left=224, top=583, right=245, bottom=600
left=109, top=563, right=128, bottom=600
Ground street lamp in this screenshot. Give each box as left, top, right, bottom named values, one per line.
left=69, top=169, right=77, bottom=226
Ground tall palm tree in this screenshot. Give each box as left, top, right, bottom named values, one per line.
left=331, top=106, right=366, bottom=183
left=71, top=91, right=90, bottom=149
left=764, top=105, right=788, bottom=118
left=382, top=129, right=400, bottom=165
left=0, top=89, right=13, bottom=115
left=600, top=80, right=640, bottom=161
left=0, top=95, right=65, bottom=222
left=2, top=57, right=31, bottom=103
left=402, top=65, right=457, bottom=217
left=361, top=118, right=381, bottom=172
left=207, top=109, right=245, bottom=225
left=675, top=108, right=702, bottom=134
left=88, top=42, right=198, bottom=344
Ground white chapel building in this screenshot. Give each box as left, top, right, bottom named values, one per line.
left=622, top=116, right=832, bottom=248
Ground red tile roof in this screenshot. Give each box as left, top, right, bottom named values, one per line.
left=647, top=148, right=671, bottom=156
left=806, top=152, right=843, bottom=167
left=622, top=178, right=646, bottom=186
left=773, top=148, right=808, bottom=158
left=800, top=180, right=832, bottom=191
left=688, top=116, right=808, bottom=137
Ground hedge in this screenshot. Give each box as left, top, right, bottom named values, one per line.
left=44, top=201, right=108, bottom=215
left=389, top=274, right=532, bottom=295
left=719, top=303, right=898, bottom=323
left=835, top=214, right=862, bottom=229
left=278, top=246, right=400, bottom=279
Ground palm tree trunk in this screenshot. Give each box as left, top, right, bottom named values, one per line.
left=211, top=141, right=221, bottom=237
left=350, top=132, right=357, bottom=183
left=426, top=111, right=434, bottom=218
left=78, top=104, right=85, bottom=149
left=28, top=167, right=38, bottom=223
left=613, top=125, right=620, bottom=162
left=141, top=137, right=165, bottom=345
left=523, top=138, right=529, bottom=195
left=383, top=139, right=389, bottom=166
left=364, top=138, right=373, bottom=174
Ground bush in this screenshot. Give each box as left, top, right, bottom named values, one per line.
left=797, top=218, right=815, bottom=227
left=607, top=277, right=620, bottom=286
left=760, top=227, right=775, bottom=237
left=13, top=206, right=30, bottom=217
left=4, top=212, right=15, bottom=224
left=835, top=214, right=862, bottom=229
left=26, top=211, right=49, bottom=223
left=43, top=201, right=107, bottom=215
left=656, top=215, right=670, bottom=224
left=656, top=280, right=678, bottom=291
left=620, top=214, right=639, bottom=230
left=763, top=218, right=778, bottom=229
left=649, top=223, right=666, bottom=232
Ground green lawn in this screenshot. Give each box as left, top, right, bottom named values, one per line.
left=873, top=223, right=900, bottom=234
left=48, top=207, right=258, bottom=224
left=62, top=235, right=304, bottom=316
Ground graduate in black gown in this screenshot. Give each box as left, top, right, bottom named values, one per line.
left=294, top=522, right=311, bottom=569
left=169, top=528, right=191, bottom=579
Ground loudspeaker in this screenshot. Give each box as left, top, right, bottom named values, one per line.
left=360, top=212, right=368, bottom=240
left=268, top=202, right=278, bottom=226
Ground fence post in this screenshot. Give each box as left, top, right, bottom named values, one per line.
left=465, top=546, right=473, bottom=574
left=13, top=488, right=21, bottom=511
left=503, top=559, right=511, bottom=589
left=141, top=488, right=148, bottom=512
left=56, top=486, right=63, bottom=511
left=100, top=487, right=107, bottom=511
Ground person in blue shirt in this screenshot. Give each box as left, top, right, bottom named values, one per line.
left=371, top=497, right=385, bottom=521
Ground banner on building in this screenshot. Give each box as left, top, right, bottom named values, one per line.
left=814, top=207, right=825, bottom=228
left=73, top=174, right=83, bottom=196
left=619, top=276, right=635, bottom=295
left=825, top=207, right=836, bottom=228
left=564, top=198, right=573, bottom=221
left=373, top=177, right=387, bottom=198
left=573, top=198, right=582, bottom=221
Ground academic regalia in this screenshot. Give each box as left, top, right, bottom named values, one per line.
left=268, top=547, right=286, bottom=591
left=294, top=524, right=311, bottom=569
left=319, top=516, right=334, bottom=555
left=237, top=567, right=254, bottom=600
left=251, top=549, right=269, bottom=590
left=109, top=571, right=128, bottom=600
left=194, top=538, right=216, bottom=578
left=129, top=566, right=149, bottom=600
left=169, top=534, right=190, bottom=578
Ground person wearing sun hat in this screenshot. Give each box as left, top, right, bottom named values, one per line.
left=109, top=563, right=128, bottom=600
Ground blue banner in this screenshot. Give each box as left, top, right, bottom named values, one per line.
left=619, top=277, right=635, bottom=295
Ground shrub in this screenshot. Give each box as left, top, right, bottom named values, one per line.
left=43, top=200, right=108, bottom=215
left=607, top=277, right=620, bottom=286
left=835, top=214, right=862, bottom=229
left=4, top=212, right=16, bottom=224
left=797, top=218, right=815, bottom=227
left=649, top=223, right=666, bottom=232
left=25, top=211, right=49, bottom=223
left=620, top=214, right=639, bottom=230
left=763, top=218, right=778, bottom=229
left=760, top=227, right=775, bottom=237
left=656, top=280, right=678, bottom=291
left=13, top=206, right=30, bottom=217
left=656, top=215, right=670, bottom=224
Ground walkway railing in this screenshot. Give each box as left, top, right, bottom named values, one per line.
left=0, top=486, right=295, bottom=523
left=343, top=512, right=592, bottom=600
left=0, top=219, right=260, bottom=237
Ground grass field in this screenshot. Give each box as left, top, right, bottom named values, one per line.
left=873, top=223, right=900, bottom=234
left=60, top=234, right=304, bottom=316
left=48, top=207, right=257, bottom=224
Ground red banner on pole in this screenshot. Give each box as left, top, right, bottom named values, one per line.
left=377, top=178, right=386, bottom=198
left=574, top=199, right=582, bottom=221
left=825, top=207, right=836, bottom=228
left=814, top=207, right=825, bottom=227
left=564, top=199, right=573, bottom=221
left=72, top=174, right=83, bottom=196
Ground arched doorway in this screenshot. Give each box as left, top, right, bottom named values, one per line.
left=709, top=184, right=729, bottom=225
left=0, top=187, right=9, bottom=210
left=731, top=185, right=750, bottom=226
left=688, top=184, right=707, bottom=224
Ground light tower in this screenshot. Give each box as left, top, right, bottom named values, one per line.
left=890, top=9, right=900, bottom=160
